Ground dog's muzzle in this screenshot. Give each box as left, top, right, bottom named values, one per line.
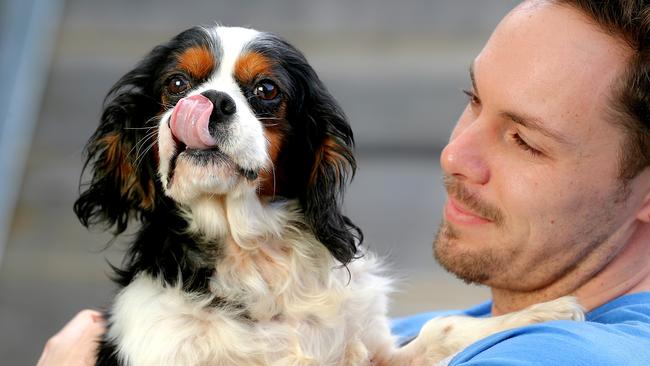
left=169, top=91, right=236, bottom=150
left=168, top=92, right=259, bottom=182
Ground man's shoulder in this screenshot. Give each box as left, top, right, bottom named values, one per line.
left=392, top=292, right=650, bottom=366
left=450, top=318, right=650, bottom=365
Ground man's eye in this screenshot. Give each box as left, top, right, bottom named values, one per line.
left=462, top=89, right=480, bottom=105
left=167, top=75, right=191, bottom=95
left=512, top=132, right=542, bottom=157
left=253, top=80, right=279, bottom=101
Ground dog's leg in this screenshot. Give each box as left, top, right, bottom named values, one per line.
left=342, top=339, right=370, bottom=366
left=388, top=296, right=584, bottom=366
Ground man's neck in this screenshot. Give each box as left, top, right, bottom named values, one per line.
left=490, top=221, right=650, bottom=316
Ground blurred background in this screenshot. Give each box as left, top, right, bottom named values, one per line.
left=0, top=0, right=519, bottom=364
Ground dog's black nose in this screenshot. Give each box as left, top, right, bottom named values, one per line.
left=201, top=90, right=236, bottom=122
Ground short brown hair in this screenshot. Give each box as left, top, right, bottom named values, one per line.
left=550, top=0, right=650, bottom=181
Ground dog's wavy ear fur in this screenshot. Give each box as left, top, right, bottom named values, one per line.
left=74, top=45, right=170, bottom=234
left=302, top=98, right=362, bottom=265
left=269, top=36, right=362, bottom=265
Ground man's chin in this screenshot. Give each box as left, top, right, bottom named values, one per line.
left=433, top=220, right=493, bottom=285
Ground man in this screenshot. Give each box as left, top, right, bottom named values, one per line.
left=40, top=0, right=650, bottom=365
left=393, top=0, right=650, bottom=364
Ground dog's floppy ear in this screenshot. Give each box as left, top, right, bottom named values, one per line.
left=74, top=44, right=170, bottom=234
left=261, top=34, right=363, bottom=264
left=302, top=99, right=362, bottom=264
left=288, top=65, right=362, bottom=264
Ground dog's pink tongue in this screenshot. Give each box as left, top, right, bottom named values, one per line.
left=169, top=94, right=215, bottom=149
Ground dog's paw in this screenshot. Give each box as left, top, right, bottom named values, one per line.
left=343, top=340, right=369, bottom=366
left=518, top=296, right=585, bottom=323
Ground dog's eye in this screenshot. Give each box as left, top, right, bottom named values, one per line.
left=167, top=75, right=191, bottom=95
left=254, top=80, right=279, bottom=101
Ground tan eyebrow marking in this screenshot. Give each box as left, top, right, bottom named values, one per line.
left=177, top=46, right=214, bottom=79
left=234, top=52, right=274, bottom=83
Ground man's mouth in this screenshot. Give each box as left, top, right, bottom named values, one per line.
left=442, top=175, right=505, bottom=226
left=444, top=197, right=492, bottom=225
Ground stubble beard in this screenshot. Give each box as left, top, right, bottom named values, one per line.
left=433, top=219, right=507, bottom=285
left=433, top=176, right=510, bottom=285
left=433, top=175, right=631, bottom=288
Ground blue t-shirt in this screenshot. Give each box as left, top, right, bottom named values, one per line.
left=391, top=292, right=650, bottom=365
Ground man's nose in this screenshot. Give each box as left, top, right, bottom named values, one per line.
left=440, top=122, right=490, bottom=185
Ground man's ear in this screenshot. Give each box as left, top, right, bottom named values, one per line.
left=74, top=45, right=168, bottom=234
left=636, top=185, right=650, bottom=224
left=637, top=202, right=650, bottom=223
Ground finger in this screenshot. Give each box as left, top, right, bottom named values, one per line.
left=54, top=309, right=105, bottom=341
left=37, top=310, right=106, bottom=366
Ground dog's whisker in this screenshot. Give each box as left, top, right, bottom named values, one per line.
left=159, top=102, right=176, bottom=110
left=132, top=131, right=159, bottom=167
left=260, top=155, right=277, bottom=199
left=124, top=126, right=158, bottom=130
left=127, top=129, right=159, bottom=160
left=127, top=135, right=152, bottom=160
left=256, top=117, right=282, bottom=120
left=271, top=163, right=277, bottom=200
left=144, top=115, right=163, bottom=126
left=134, top=132, right=159, bottom=165
left=134, top=141, right=157, bottom=170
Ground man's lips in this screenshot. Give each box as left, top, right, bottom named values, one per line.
left=444, top=197, right=492, bottom=225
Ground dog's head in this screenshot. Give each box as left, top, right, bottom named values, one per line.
left=74, top=26, right=361, bottom=264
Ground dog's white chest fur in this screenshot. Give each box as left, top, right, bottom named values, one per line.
left=107, top=254, right=393, bottom=366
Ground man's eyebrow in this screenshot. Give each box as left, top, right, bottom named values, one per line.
left=468, top=61, right=571, bottom=146
left=501, top=111, right=571, bottom=145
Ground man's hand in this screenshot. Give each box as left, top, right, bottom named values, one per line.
left=37, top=310, right=105, bottom=366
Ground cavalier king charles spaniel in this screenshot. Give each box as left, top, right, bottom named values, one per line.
left=75, top=25, right=583, bottom=366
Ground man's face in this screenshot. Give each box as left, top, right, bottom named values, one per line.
left=434, top=1, right=641, bottom=291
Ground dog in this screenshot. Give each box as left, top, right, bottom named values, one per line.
left=74, top=25, right=584, bottom=366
